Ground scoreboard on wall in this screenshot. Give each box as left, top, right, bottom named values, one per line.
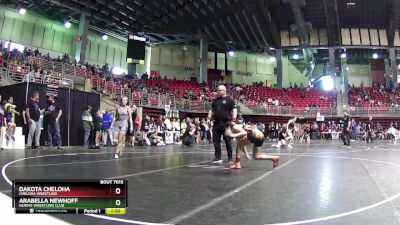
left=127, top=35, right=146, bottom=64
left=13, top=179, right=127, bottom=214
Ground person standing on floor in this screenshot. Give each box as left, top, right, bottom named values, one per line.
left=4, top=96, right=20, bottom=142
left=82, top=105, right=93, bottom=148
left=26, top=91, right=43, bottom=149
left=366, top=116, right=374, bottom=143
left=102, top=109, right=113, bottom=146
left=199, top=118, right=207, bottom=142
left=126, top=105, right=137, bottom=147
left=113, top=96, right=133, bottom=159
left=45, top=96, right=62, bottom=149
left=93, top=108, right=103, bottom=149
left=342, top=110, right=351, bottom=148
left=285, top=117, right=296, bottom=148
left=207, top=85, right=237, bottom=165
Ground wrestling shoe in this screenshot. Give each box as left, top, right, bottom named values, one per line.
left=114, top=154, right=120, bottom=159
left=226, top=160, right=234, bottom=166
left=211, top=158, right=222, bottom=164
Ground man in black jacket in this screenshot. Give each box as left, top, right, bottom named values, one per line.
left=366, top=116, right=374, bottom=143
left=208, top=85, right=237, bottom=165
left=342, top=110, right=351, bottom=148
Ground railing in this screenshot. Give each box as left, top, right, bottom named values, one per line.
left=10, top=56, right=400, bottom=117
left=7, top=64, right=29, bottom=83
left=53, top=61, right=64, bottom=77
left=5, top=63, right=74, bottom=96
left=25, top=57, right=127, bottom=101
left=0, top=66, right=7, bottom=82
left=44, top=75, right=74, bottom=96
left=0, top=56, right=7, bottom=69
left=132, top=91, right=141, bottom=106
left=348, top=106, right=397, bottom=116
left=123, top=87, right=131, bottom=101
left=242, top=104, right=400, bottom=117
left=134, top=92, right=400, bottom=117
left=64, top=63, right=78, bottom=77
left=134, top=92, right=213, bottom=112
left=244, top=103, right=338, bottom=117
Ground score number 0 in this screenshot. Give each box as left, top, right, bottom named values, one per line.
left=115, top=188, right=122, bottom=206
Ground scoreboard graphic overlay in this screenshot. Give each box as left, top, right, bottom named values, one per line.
left=13, top=179, right=127, bottom=214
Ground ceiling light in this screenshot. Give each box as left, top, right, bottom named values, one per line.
left=64, top=21, right=71, bottom=29
left=19, top=8, right=26, bottom=15
left=347, top=1, right=356, bottom=6
left=102, top=34, right=108, bottom=41
left=346, top=66, right=349, bottom=71
left=227, top=47, right=235, bottom=56
left=269, top=57, right=276, bottom=62
left=293, top=54, right=299, bottom=60
left=372, top=53, right=378, bottom=59
left=341, top=53, right=347, bottom=59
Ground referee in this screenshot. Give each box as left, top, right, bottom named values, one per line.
left=342, top=110, right=351, bottom=148
left=208, top=85, right=237, bottom=165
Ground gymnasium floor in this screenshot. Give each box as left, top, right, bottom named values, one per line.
left=1, top=140, right=400, bottom=225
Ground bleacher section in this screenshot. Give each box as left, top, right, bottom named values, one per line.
left=348, top=86, right=392, bottom=115
left=349, top=86, right=391, bottom=107
left=0, top=51, right=341, bottom=116
left=243, top=86, right=335, bottom=114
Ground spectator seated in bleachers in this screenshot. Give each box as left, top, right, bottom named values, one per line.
left=348, top=85, right=392, bottom=109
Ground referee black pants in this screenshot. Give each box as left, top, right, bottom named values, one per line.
left=212, top=121, right=233, bottom=161
left=366, top=131, right=373, bottom=143
left=342, top=129, right=351, bottom=146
